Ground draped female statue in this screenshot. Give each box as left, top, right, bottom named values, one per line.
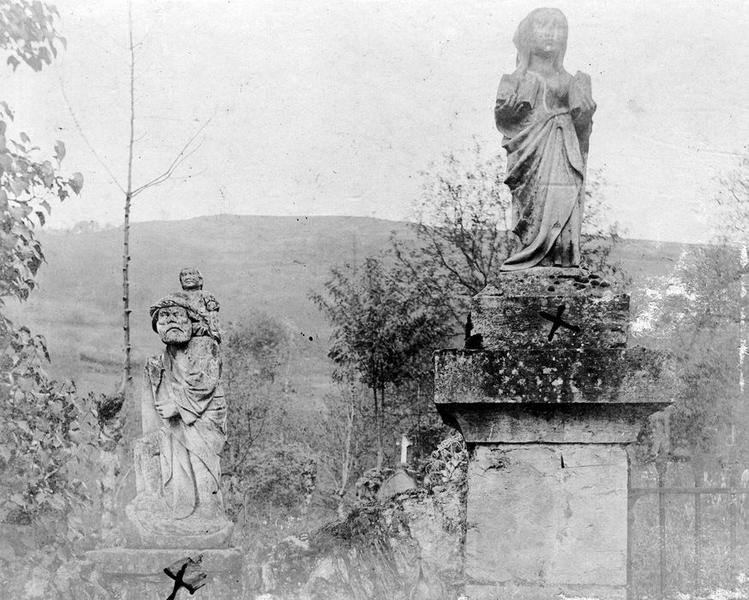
left=496, top=8, right=596, bottom=271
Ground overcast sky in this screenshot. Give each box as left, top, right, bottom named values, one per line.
left=3, top=0, right=748, bottom=242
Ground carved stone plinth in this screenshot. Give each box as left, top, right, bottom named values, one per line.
left=86, top=548, right=251, bottom=600
left=464, top=444, right=629, bottom=600
left=472, top=268, right=629, bottom=350
left=434, top=269, right=671, bottom=600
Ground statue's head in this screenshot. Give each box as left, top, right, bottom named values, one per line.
left=179, top=267, right=203, bottom=291
left=513, top=7, right=568, bottom=72
left=150, top=293, right=200, bottom=344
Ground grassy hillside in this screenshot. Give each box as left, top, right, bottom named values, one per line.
left=6, top=215, right=411, bottom=395
left=5, top=214, right=691, bottom=397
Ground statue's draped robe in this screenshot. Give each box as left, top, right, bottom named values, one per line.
left=496, top=70, right=595, bottom=270
left=143, top=336, right=226, bottom=519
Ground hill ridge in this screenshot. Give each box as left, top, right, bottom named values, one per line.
left=8, top=214, right=692, bottom=394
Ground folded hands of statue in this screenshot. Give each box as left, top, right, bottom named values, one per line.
left=154, top=395, right=179, bottom=419
left=496, top=72, right=539, bottom=117
left=568, top=71, right=596, bottom=120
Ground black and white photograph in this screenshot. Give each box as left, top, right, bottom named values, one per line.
left=0, top=1, right=747, bottom=598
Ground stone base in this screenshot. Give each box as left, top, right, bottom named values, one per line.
left=465, top=582, right=626, bottom=600
left=465, top=444, right=628, bottom=597
left=474, top=269, right=629, bottom=350
left=86, top=547, right=249, bottom=600
left=435, top=347, right=669, bottom=408
left=435, top=276, right=671, bottom=600
left=124, top=494, right=234, bottom=548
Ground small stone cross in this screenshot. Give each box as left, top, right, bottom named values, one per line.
left=400, top=434, right=412, bottom=466
left=539, top=304, right=580, bottom=341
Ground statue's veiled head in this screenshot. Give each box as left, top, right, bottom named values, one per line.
left=513, top=7, right=568, bottom=72
left=150, top=293, right=201, bottom=344
left=180, top=267, right=203, bottom=291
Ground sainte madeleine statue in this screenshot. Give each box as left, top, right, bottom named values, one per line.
left=496, top=7, right=596, bottom=272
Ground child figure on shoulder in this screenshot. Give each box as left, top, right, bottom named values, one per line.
left=178, top=266, right=222, bottom=343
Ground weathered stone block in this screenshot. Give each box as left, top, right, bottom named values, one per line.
left=465, top=444, right=628, bottom=599
left=473, top=269, right=630, bottom=350
left=85, top=547, right=250, bottom=599
left=434, top=347, right=667, bottom=407
left=437, top=402, right=666, bottom=444
left=465, top=582, right=626, bottom=600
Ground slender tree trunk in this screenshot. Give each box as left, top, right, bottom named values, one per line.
left=63, top=0, right=206, bottom=396
left=336, top=380, right=356, bottom=518
left=374, top=385, right=383, bottom=469
left=122, top=191, right=132, bottom=389
left=380, top=384, right=386, bottom=464
left=105, top=0, right=137, bottom=544
left=121, top=0, right=136, bottom=394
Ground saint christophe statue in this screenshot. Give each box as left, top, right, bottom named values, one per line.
left=496, top=7, right=596, bottom=271
left=126, top=268, right=232, bottom=548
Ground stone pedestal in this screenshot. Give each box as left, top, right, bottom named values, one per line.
left=125, top=432, right=234, bottom=549
left=434, top=269, right=671, bottom=600
left=86, top=547, right=249, bottom=600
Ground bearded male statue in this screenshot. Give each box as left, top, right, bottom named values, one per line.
left=125, top=290, right=232, bottom=548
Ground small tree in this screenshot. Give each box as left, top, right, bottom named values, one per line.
left=315, top=375, right=373, bottom=517
left=646, top=157, right=748, bottom=462
left=652, top=244, right=743, bottom=458
left=392, top=144, right=512, bottom=327
left=221, top=313, right=299, bottom=528
left=312, top=257, right=453, bottom=469
left=223, top=314, right=291, bottom=466
left=0, top=0, right=87, bottom=523
left=635, top=155, right=747, bottom=464
left=61, top=0, right=209, bottom=396
left=712, top=157, right=749, bottom=245
left=392, top=143, right=622, bottom=329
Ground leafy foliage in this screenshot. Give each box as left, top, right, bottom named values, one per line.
left=713, top=157, right=749, bottom=245
left=0, top=2, right=103, bottom=598
left=238, top=444, right=316, bottom=511
left=313, top=257, right=453, bottom=390
left=0, top=113, right=83, bottom=302
left=0, top=0, right=64, bottom=72
left=392, top=144, right=512, bottom=326
left=391, top=143, right=622, bottom=330
left=579, top=171, right=625, bottom=278
left=0, top=1, right=81, bottom=305
left=650, top=243, right=745, bottom=457
left=313, top=379, right=375, bottom=516
left=424, top=433, right=467, bottom=489
left=312, top=256, right=454, bottom=468
left=223, top=314, right=292, bottom=469
left=0, top=328, right=98, bottom=523
left=221, top=314, right=316, bottom=532
left=0, top=0, right=86, bottom=521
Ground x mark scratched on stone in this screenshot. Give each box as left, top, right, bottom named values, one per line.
left=164, top=554, right=207, bottom=600
left=539, top=304, right=580, bottom=341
